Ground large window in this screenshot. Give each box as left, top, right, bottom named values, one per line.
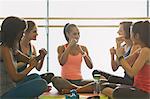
left=0, top=0, right=48, bottom=74
left=0, top=0, right=149, bottom=79
left=49, top=0, right=149, bottom=79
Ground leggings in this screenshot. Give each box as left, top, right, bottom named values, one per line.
left=92, top=70, right=133, bottom=85
left=113, top=85, right=150, bottom=99
left=67, top=79, right=93, bottom=86
left=2, top=73, right=48, bottom=99
left=17, top=65, right=54, bottom=84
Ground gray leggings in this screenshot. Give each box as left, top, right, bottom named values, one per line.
left=113, top=85, right=150, bottom=99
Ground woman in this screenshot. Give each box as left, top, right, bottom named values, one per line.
left=52, top=23, right=94, bottom=94
left=17, top=20, right=54, bottom=84
left=102, top=21, right=150, bottom=99
left=93, top=21, right=139, bottom=85
left=0, top=16, right=47, bottom=99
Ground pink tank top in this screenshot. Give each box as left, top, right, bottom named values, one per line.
left=134, top=64, right=150, bottom=93
left=61, top=45, right=82, bottom=80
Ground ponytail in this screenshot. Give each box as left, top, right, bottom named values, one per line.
left=63, top=23, right=70, bottom=42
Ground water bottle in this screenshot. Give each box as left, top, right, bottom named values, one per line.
left=93, top=74, right=101, bottom=94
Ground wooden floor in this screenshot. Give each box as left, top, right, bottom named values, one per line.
left=39, top=84, right=108, bottom=99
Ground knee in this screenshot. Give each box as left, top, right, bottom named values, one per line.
left=51, top=76, right=62, bottom=84
left=113, top=87, right=124, bottom=99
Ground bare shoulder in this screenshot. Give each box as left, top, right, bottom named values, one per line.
left=1, top=45, right=10, bottom=58
left=140, top=47, right=150, bottom=61
left=141, top=47, right=150, bottom=54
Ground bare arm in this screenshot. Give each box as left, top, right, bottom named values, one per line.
left=117, top=47, right=149, bottom=78
left=36, top=48, right=47, bottom=71
left=110, top=47, right=119, bottom=71
left=79, top=46, right=93, bottom=69
left=57, top=45, right=70, bottom=66
left=2, top=46, right=36, bottom=82
left=58, top=39, right=77, bottom=66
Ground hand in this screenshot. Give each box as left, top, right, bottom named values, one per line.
left=29, top=57, right=38, bottom=68
left=116, top=47, right=125, bottom=58
left=110, top=47, right=116, bottom=55
left=39, top=48, right=47, bottom=58
left=116, top=36, right=125, bottom=48
left=68, top=39, right=77, bottom=48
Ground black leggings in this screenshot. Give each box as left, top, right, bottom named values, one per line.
left=113, top=85, right=150, bottom=99
left=92, top=70, right=133, bottom=85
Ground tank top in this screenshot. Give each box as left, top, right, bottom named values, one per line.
left=17, top=43, right=32, bottom=72
left=0, top=49, right=16, bottom=96
left=134, top=64, right=150, bottom=93
left=61, top=44, right=83, bottom=80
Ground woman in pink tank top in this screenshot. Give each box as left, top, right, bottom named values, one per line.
left=52, top=23, right=94, bottom=94
left=101, top=21, right=150, bottom=99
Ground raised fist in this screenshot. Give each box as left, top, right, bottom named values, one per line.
left=39, top=48, right=47, bottom=58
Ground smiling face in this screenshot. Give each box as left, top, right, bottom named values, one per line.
left=29, top=26, right=38, bottom=40
left=117, top=24, right=125, bottom=37
left=25, top=26, right=38, bottom=41
left=67, top=26, right=80, bottom=42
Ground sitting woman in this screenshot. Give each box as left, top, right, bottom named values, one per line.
left=93, top=21, right=141, bottom=86
left=101, top=21, right=150, bottom=99
left=0, top=16, right=47, bottom=99
left=52, top=23, right=94, bottom=94
left=17, top=20, right=54, bottom=84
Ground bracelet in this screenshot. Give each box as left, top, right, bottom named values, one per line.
left=118, top=56, right=124, bottom=61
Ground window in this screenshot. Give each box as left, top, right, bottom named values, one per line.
left=0, top=0, right=149, bottom=79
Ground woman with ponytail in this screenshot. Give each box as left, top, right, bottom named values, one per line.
left=101, top=21, right=150, bottom=99
left=52, top=23, right=94, bottom=94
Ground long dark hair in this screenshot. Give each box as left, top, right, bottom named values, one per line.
left=132, top=20, right=150, bottom=48
left=0, top=16, right=26, bottom=48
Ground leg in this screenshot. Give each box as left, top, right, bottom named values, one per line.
left=51, top=76, right=78, bottom=92
left=2, top=79, right=47, bottom=99
left=68, top=79, right=93, bottom=86
left=40, top=72, right=54, bottom=84
left=102, top=87, right=114, bottom=99
left=17, top=73, right=41, bottom=84
left=92, top=70, right=113, bottom=79
left=76, top=82, right=95, bottom=93
left=108, top=75, right=133, bottom=85
left=113, top=85, right=149, bottom=99
left=76, top=79, right=109, bottom=93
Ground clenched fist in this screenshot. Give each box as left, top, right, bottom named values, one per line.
left=39, top=48, right=47, bottom=59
